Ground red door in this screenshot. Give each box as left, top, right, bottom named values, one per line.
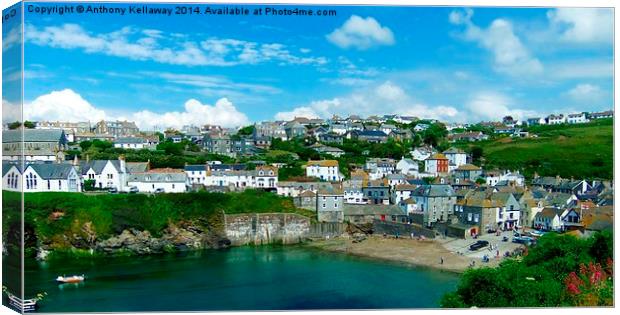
left=380, top=214, right=386, bottom=221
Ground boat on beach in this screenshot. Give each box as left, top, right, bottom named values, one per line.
left=55, top=275, right=85, bottom=283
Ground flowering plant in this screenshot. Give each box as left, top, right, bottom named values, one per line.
left=564, top=259, right=613, bottom=306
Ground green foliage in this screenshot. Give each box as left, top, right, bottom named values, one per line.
left=237, top=125, right=255, bottom=136
left=441, top=232, right=614, bottom=308
left=3, top=190, right=315, bottom=251
left=83, top=179, right=96, bottom=191
left=454, top=123, right=612, bottom=179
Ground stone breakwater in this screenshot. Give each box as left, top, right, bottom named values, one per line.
left=224, top=213, right=347, bottom=246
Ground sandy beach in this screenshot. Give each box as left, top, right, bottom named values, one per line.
left=306, top=233, right=521, bottom=273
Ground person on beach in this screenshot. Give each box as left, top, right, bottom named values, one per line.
left=440, top=257, right=444, bottom=265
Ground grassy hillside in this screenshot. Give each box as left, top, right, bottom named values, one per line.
left=456, top=120, right=613, bottom=179
left=2, top=190, right=315, bottom=253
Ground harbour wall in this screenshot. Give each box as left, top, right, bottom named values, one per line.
left=224, top=213, right=345, bottom=246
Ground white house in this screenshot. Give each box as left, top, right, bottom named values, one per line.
left=410, top=146, right=435, bottom=161
left=126, top=168, right=188, bottom=193
left=392, top=184, right=417, bottom=204
left=414, top=124, right=430, bottom=132
left=20, top=163, right=81, bottom=192
left=81, top=159, right=126, bottom=191
left=443, top=147, right=468, bottom=169
left=547, top=114, right=566, bottom=125
left=329, top=124, right=348, bottom=135
left=185, top=164, right=207, bottom=185
left=533, top=207, right=563, bottom=231
left=2, top=163, right=22, bottom=192
left=306, top=160, right=343, bottom=182
left=113, top=137, right=156, bottom=150
left=567, top=113, right=588, bottom=124
left=254, top=166, right=278, bottom=189
left=396, top=157, right=419, bottom=176
left=343, top=181, right=366, bottom=204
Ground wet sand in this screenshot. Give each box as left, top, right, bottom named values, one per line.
left=306, top=236, right=499, bottom=273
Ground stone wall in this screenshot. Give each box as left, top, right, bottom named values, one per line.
left=225, top=213, right=348, bottom=245
left=224, top=213, right=312, bottom=246
left=372, top=220, right=437, bottom=239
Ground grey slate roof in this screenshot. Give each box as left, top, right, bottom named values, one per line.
left=127, top=172, right=187, bottom=183
left=2, top=162, right=22, bottom=176
left=80, top=160, right=119, bottom=175
left=29, top=163, right=76, bottom=179
left=185, top=165, right=207, bottom=172
left=114, top=137, right=146, bottom=144
left=412, top=184, right=455, bottom=197
left=2, top=129, right=66, bottom=143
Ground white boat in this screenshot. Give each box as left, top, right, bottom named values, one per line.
left=55, top=275, right=85, bottom=283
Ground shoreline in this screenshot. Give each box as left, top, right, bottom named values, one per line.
left=305, top=235, right=503, bottom=274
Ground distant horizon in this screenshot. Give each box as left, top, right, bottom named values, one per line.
left=2, top=3, right=614, bottom=131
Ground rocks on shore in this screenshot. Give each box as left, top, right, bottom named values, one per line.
left=95, top=222, right=231, bottom=256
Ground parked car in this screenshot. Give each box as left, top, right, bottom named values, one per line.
left=153, top=188, right=165, bottom=194
left=129, top=186, right=139, bottom=194
left=469, top=240, right=489, bottom=251
left=512, top=235, right=535, bottom=244
left=107, top=187, right=118, bottom=194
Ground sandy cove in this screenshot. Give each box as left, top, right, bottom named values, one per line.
left=306, top=235, right=505, bottom=273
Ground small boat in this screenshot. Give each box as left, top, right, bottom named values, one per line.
left=55, top=275, right=85, bottom=283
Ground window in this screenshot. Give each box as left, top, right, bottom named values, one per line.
left=334, top=203, right=338, bottom=208
left=467, top=213, right=472, bottom=221
left=322, top=203, right=326, bottom=208
left=474, top=214, right=479, bottom=223
left=59, top=180, right=62, bottom=189
left=47, top=180, right=50, bottom=190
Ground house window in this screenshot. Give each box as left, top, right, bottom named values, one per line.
left=59, top=180, right=62, bottom=189
left=334, top=203, right=338, bottom=208
left=474, top=214, right=479, bottom=223
left=467, top=213, right=472, bottom=221
left=322, top=203, right=326, bottom=209
left=172, top=184, right=175, bottom=189
left=47, top=180, right=50, bottom=190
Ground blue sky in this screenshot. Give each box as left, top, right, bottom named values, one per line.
left=2, top=2, right=614, bottom=129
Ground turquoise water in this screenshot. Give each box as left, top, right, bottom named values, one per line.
left=8, top=246, right=459, bottom=312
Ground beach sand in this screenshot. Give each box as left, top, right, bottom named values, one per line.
left=306, top=235, right=505, bottom=273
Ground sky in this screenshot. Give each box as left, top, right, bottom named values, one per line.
left=1, top=2, right=615, bottom=130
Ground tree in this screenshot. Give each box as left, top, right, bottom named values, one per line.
left=79, top=140, right=93, bottom=151
left=237, top=125, right=255, bottom=136
left=471, top=146, right=483, bottom=163
left=23, top=121, right=36, bottom=129
left=7, top=121, right=21, bottom=130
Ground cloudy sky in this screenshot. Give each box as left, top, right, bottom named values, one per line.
left=2, top=3, right=614, bottom=130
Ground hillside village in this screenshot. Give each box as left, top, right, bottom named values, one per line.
left=2, top=110, right=614, bottom=239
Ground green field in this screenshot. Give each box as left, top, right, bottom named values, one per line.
left=456, top=121, right=613, bottom=179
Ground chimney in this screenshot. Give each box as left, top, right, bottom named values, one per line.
left=73, top=155, right=79, bottom=166
left=119, top=155, right=126, bottom=173
left=86, top=154, right=90, bottom=163
left=147, top=159, right=151, bottom=171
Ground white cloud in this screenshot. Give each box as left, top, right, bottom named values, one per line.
left=2, top=26, right=21, bottom=52
left=326, top=15, right=395, bottom=50
left=19, top=89, right=249, bottom=130
left=128, top=98, right=249, bottom=130
left=547, top=8, right=613, bottom=44
left=566, top=83, right=602, bottom=101
left=548, top=60, right=613, bottom=79
left=375, top=81, right=405, bottom=101
left=2, top=99, right=21, bottom=123
left=450, top=9, right=543, bottom=76
left=464, top=92, right=539, bottom=121
left=24, top=89, right=107, bottom=123
left=275, top=81, right=459, bottom=121
left=274, top=106, right=321, bottom=121
left=24, top=23, right=327, bottom=67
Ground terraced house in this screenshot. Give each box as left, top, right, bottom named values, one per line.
left=2, top=129, right=68, bottom=162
